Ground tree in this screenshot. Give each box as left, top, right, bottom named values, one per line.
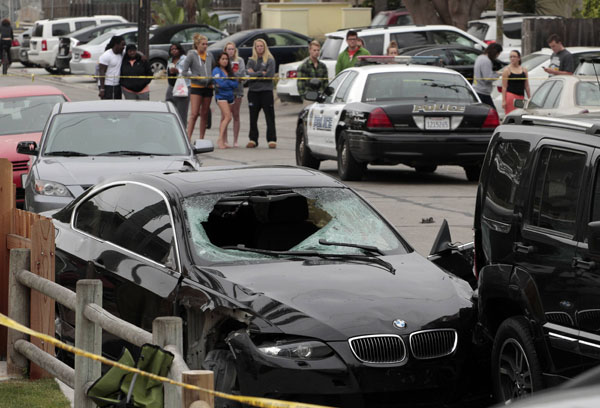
left=195, top=0, right=221, bottom=28
left=580, top=0, right=600, bottom=17
left=403, top=0, right=489, bottom=30
left=152, top=0, right=184, bottom=25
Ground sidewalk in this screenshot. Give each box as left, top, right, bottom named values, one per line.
left=0, top=360, right=74, bottom=407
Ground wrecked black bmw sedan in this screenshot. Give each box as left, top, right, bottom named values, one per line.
left=52, top=166, right=478, bottom=407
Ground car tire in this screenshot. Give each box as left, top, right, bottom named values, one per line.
left=337, top=131, right=366, bottom=181
left=491, top=316, right=544, bottom=404
left=44, top=66, right=57, bottom=74
left=464, top=165, right=481, bottom=182
left=202, top=349, right=241, bottom=408
left=296, top=122, right=320, bottom=170
left=150, top=58, right=166, bottom=74
left=415, top=165, right=437, bottom=173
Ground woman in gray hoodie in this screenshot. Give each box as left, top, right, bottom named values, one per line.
left=245, top=38, right=277, bottom=149
left=182, top=34, right=215, bottom=141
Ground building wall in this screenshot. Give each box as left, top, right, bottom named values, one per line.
left=260, top=2, right=371, bottom=40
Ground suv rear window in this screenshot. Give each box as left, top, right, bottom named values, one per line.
left=576, top=82, right=600, bottom=106
left=503, top=22, right=521, bottom=40
left=361, top=34, right=384, bottom=55
left=75, top=21, right=95, bottom=31
left=391, top=32, right=428, bottom=49
left=33, top=23, right=43, bottom=37
left=52, top=23, right=70, bottom=36
left=362, top=72, right=476, bottom=103
left=321, top=36, right=343, bottom=60
left=467, top=23, right=489, bottom=41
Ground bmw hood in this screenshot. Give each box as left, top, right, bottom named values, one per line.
left=34, top=156, right=197, bottom=196
left=207, top=252, right=475, bottom=341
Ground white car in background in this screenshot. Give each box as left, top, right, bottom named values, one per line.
left=28, top=15, right=127, bottom=73
left=277, top=24, right=486, bottom=103
left=504, top=75, right=600, bottom=119
left=491, top=47, right=600, bottom=117
left=69, top=27, right=138, bottom=76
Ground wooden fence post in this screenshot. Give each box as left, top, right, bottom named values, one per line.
left=7, top=248, right=31, bottom=376
left=153, top=317, right=184, bottom=408
left=0, top=158, right=14, bottom=358
left=75, top=280, right=102, bottom=408
left=182, top=370, right=214, bottom=408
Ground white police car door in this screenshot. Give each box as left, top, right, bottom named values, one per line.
left=306, top=71, right=355, bottom=157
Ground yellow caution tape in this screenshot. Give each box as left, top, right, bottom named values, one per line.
left=0, top=312, right=335, bottom=408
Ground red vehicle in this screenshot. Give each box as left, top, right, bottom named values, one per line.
left=371, top=9, right=413, bottom=26
left=0, top=85, right=69, bottom=206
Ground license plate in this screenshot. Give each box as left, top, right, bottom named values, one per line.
left=425, top=117, right=450, bottom=130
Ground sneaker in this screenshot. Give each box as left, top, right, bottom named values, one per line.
left=268, top=142, right=277, bottom=149
left=246, top=141, right=257, bottom=148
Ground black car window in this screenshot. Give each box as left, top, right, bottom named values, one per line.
left=171, top=28, right=196, bottom=43
left=484, top=141, right=530, bottom=219
left=450, top=48, right=479, bottom=65
left=576, top=82, right=600, bottom=106
left=334, top=71, right=358, bottom=103
left=591, top=161, right=600, bottom=222
left=75, top=21, right=95, bottom=31
left=361, top=34, right=384, bottom=55
left=242, top=35, right=264, bottom=48
left=391, top=32, right=428, bottom=49
left=417, top=48, right=451, bottom=65
left=528, top=81, right=555, bottom=109
left=363, top=72, right=476, bottom=103
left=75, top=185, right=124, bottom=240
left=503, top=22, right=521, bottom=39
left=530, top=147, right=586, bottom=236
left=268, top=33, right=307, bottom=46
left=52, top=23, right=70, bottom=36
left=324, top=71, right=349, bottom=104
left=543, top=80, right=563, bottom=109
left=109, top=184, right=174, bottom=265
left=429, top=30, right=476, bottom=48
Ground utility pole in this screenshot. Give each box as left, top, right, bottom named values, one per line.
left=138, top=0, right=151, bottom=58
left=496, top=0, right=503, bottom=46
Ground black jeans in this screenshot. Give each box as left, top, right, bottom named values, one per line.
left=248, top=91, right=276, bottom=144
left=102, top=85, right=122, bottom=100
left=1, top=40, right=11, bottom=64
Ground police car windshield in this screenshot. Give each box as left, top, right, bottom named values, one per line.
left=362, top=72, right=477, bottom=103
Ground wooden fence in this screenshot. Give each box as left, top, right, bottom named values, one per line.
left=522, top=17, right=600, bottom=56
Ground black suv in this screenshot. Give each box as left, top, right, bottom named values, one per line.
left=473, top=114, right=600, bottom=403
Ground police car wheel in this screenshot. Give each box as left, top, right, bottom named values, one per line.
left=295, top=122, right=320, bottom=169
left=337, top=132, right=366, bottom=181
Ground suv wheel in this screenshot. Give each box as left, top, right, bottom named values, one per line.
left=463, top=165, right=481, bottom=182
left=492, top=317, right=543, bottom=403
left=296, top=122, right=320, bottom=170
left=337, top=131, right=366, bottom=181
left=202, top=349, right=241, bottom=408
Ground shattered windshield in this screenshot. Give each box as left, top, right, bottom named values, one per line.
left=183, top=187, right=408, bottom=264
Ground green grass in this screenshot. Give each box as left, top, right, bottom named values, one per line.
left=0, top=378, right=70, bottom=408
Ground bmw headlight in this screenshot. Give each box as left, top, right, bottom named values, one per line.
left=34, top=180, right=73, bottom=197
left=258, top=340, right=333, bottom=360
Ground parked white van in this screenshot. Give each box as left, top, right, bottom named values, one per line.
left=28, top=15, right=127, bottom=73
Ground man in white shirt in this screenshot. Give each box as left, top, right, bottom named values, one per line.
left=98, top=36, right=125, bottom=99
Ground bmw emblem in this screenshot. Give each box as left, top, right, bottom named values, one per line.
left=393, top=319, right=407, bottom=329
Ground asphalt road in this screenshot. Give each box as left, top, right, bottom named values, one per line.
left=1, top=64, right=478, bottom=256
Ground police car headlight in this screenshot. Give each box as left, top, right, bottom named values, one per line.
left=34, top=180, right=73, bottom=197
left=258, top=340, right=333, bottom=360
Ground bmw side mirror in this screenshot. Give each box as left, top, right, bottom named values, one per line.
left=514, top=99, right=526, bottom=109
left=587, top=221, right=600, bottom=255
left=304, top=91, right=319, bottom=101
left=193, top=139, right=214, bottom=154
left=17, top=141, right=38, bottom=155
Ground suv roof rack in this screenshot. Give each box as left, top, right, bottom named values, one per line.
left=505, top=114, right=600, bottom=135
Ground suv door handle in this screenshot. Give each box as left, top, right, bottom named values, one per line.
left=571, top=257, right=596, bottom=271
left=513, top=242, right=535, bottom=254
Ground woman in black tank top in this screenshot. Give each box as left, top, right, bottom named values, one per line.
left=502, top=50, right=531, bottom=114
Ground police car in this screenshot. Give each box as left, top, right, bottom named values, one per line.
left=296, top=58, right=500, bottom=181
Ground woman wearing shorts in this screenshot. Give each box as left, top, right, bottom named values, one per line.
left=181, top=34, right=214, bottom=140
left=224, top=41, right=245, bottom=147
left=212, top=52, right=238, bottom=149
